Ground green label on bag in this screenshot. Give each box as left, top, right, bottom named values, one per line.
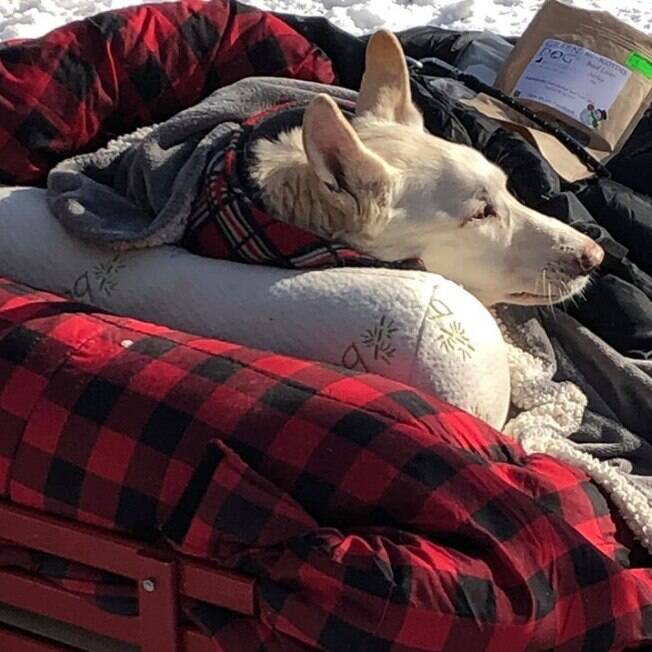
left=626, top=52, right=652, bottom=79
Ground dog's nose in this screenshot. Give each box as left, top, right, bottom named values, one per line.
left=578, top=241, right=604, bottom=273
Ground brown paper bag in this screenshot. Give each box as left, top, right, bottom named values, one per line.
left=468, top=0, right=652, bottom=181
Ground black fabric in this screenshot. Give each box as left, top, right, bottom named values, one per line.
left=608, top=108, right=652, bottom=196
left=274, top=20, right=652, bottom=360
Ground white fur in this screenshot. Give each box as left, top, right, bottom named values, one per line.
left=252, top=30, right=604, bottom=308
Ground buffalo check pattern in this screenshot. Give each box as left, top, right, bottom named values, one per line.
left=0, top=276, right=652, bottom=650
left=0, top=0, right=336, bottom=186
left=1, top=1, right=652, bottom=649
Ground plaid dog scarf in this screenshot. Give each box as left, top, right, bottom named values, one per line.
left=184, top=102, right=425, bottom=271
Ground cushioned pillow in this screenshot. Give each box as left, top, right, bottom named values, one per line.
left=0, top=186, right=510, bottom=428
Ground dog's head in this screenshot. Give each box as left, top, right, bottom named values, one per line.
left=299, top=30, right=604, bottom=306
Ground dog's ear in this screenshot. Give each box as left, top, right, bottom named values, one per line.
left=356, top=30, right=423, bottom=129
left=303, top=94, right=390, bottom=195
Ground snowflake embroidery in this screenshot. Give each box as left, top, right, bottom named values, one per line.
left=361, top=315, right=399, bottom=365
left=93, top=255, right=126, bottom=297
left=435, top=320, right=476, bottom=360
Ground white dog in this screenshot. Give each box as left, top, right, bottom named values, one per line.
left=252, top=30, right=603, bottom=307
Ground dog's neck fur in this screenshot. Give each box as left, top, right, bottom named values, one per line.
left=251, top=126, right=390, bottom=248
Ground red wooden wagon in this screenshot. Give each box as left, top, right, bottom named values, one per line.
left=0, top=501, right=254, bottom=652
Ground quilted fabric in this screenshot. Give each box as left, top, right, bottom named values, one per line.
left=1, top=276, right=652, bottom=651
left=0, top=0, right=335, bottom=186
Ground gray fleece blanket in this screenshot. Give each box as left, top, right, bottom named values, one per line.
left=46, top=75, right=652, bottom=551
left=500, top=305, right=652, bottom=481
left=47, top=77, right=357, bottom=249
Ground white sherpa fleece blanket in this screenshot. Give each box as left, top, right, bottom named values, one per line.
left=495, top=305, right=652, bottom=555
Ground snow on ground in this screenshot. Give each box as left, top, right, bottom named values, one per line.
left=1, top=0, right=651, bottom=43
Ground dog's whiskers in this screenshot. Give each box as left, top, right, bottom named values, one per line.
left=543, top=269, right=561, bottom=320
left=535, top=269, right=545, bottom=297
left=565, top=280, right=581, bottom=309
left=542, top=269, right=553, bottom=308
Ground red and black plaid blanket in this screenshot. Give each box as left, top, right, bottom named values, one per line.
left=1, top=277, right=652, bottom=650
left=1, top=1, right=652, bottom=650
left=0, top=0, right=335, bottom=186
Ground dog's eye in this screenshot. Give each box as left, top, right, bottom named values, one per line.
left=483, top=203, right=497, bottom=218
left=472, top=203, right=497, bottom=221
